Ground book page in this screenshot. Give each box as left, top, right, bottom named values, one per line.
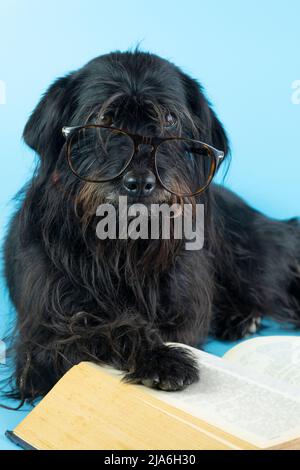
left=143, top=345, right=300, bottom=448
left=223, top=336, right=300, bottom=392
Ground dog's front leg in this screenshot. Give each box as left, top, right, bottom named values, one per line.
left=67, top=307, right=200, bottom=391
left=89, top=312, right=200, bottom=391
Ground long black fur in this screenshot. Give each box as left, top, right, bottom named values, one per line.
left=3, top=50, right=300, bottom=402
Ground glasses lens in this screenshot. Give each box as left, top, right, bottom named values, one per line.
left=155, top=139, right=216, bottom=196
left=68, top=126, right=134, bottom=181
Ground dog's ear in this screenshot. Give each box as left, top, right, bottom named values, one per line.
left=180, top=71, right=230, bottom=156
left=23, top=74, right=74, bottom=163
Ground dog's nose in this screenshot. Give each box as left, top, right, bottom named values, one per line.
left=123, top=171, right=156, bottom=197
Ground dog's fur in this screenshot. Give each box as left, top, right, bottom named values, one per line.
left=4, top=50, right=300, bottom=401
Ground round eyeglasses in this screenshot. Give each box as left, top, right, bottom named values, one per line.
left=62, top=125, right=224, bottom=197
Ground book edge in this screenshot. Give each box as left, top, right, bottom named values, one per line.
left=5, top=430, right=38, bottom=450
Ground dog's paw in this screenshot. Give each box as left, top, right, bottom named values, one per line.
left=246, top=316, right=261, bottom=335
left=214, top=315, right=262, bottom=341
left=124, top=345, right=199, bottom=391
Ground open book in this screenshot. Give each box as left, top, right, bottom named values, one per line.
left=6, top=336, right=300, bottom=450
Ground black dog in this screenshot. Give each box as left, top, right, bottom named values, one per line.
left=4, top=50, right=300, bottom=401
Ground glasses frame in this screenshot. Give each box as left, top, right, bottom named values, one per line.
left=62, top=124, right=225, bottom=197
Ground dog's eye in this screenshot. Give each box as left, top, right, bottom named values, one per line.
left=164, top=113, right=177, bottom=129
left=100, top=113, right=113, bottom=126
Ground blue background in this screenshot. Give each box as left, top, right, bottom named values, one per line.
left=0, top=0, right=299, bottom=449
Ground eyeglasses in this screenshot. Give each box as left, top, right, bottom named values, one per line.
left=62, top=125, right=224, bottom=197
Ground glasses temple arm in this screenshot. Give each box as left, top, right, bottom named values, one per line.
left=190, top=147, right=225, bottom=165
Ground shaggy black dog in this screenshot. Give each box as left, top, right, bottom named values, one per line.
left=4, top=50, right=300, bottom=401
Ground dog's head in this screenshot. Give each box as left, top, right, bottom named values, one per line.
left=23, top=50, right=229, bottom=219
